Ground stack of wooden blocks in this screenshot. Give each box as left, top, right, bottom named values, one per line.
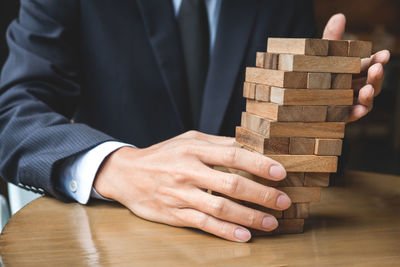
left=231, top=38, right=372, bottom=235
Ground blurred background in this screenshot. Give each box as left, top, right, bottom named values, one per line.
left=0, top=1, right=399, bottom=209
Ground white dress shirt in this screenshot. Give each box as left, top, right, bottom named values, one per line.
left=59, top=0, right=222, bottom=204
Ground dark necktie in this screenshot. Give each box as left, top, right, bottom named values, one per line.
left=178, top=0, right=210, bottom=128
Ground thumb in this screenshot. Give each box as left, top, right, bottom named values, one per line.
left=323, top=13, right=346, bottom=40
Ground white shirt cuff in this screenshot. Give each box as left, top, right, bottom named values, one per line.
left=59, top=141, right=134, bottom=204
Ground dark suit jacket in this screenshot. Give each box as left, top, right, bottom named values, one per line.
left=0, top=0, right=315, bottom=200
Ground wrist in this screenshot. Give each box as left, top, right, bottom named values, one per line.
left=93, top=146, right=140, bottom=201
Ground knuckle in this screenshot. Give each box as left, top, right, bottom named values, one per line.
left=209, top=197, right=226, bottom=217
left=224, top=147, right=240, bottom=165
left=259, top=189, right=274, bottom=205
left=223, top=174, right=240, bottom=195
left=172, top=171, right=189, bottom=184
left=218, top=222, right=231, bottom=237
left=254, top=157, right=270, bottom=173
left=184, top=130, right=201, bottom=139
left=246, top=209, right=258, bottom=226
left=194, top=213, right=209, bottom=229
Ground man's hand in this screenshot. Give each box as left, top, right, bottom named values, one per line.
left=94, top=131, right=290, bottom=242
left=323, top=13, right=391, bottom=122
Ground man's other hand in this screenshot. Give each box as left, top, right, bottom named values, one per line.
left=323, top=13, right=391, bottom=122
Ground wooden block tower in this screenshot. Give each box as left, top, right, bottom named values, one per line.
left=231, top=38, right=372, bottom=234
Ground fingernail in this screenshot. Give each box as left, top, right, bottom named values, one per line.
left=276, top=194, right=291, bottom=209
left=262, top=216, right=278, bottom=230
left=269, top=165, right=286, bottom=180
left=234, top=228, right=251, bottom=242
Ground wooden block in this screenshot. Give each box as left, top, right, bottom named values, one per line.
left=348, top=40, right=372, bottom=58
left=328, top=40, right=349, bottom=56
left=326, top=106, right=350, bottom=122
left=244, top=202, right=283, bottom=218
left=235, top=126, right=289, bottom=154
left=242, top=112, right=346, bottom=138
left=256, top=52, right=266, bottom=68
left=278, top=187, right=321, bottom=203
left=278, top=172, right=305, bottom=187
left=265, top=155, right=338, bottom=173
left=289, top=137, right=315, bottom=155
left=267, top=38, right=328, bottom=56
left=284, top=203, right=309, bottom=219
left=223, top=167, right=280, bottom=187
left=304, top=172, right=330, bottom=187
left=314, top=139, right=343, bottom=156
left=302, top=106, right=328, bottom=122
left=255, top=84, right=270, bottom=101
left=331, top=74, right=353, bottom=89
left=278, top=54, right=361, bottom=74
left=243, top=82, right=256, bottom=99
left=251, top=219, right=304, bottom=236
left=246, top=100, right=300, bottom=121
left=264, top=53, right=279, bottom=70
left=246, top=100, right=327, bottom=122
left=245, top=67, right=307, bottom=89
left=270, top=87, right=353, bottom=106
left=307, top=73, right=331, bottom=89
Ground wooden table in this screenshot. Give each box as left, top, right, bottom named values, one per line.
left=1, top=171, right=400, bottom=266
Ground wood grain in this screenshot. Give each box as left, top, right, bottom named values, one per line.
left=326, top=106, right=350, bottom=122
left=289, top=137, right=315, bottom=155
left=264, top=154, right=338, bottom=172
left=348, top=40, right=372, bottom=58
left=278, top=172, right=305, bottom=187
left=264, top=53, right=279, bottom=70
left=254, top=84, right=270, bottom=101
left=304, top=172, right=330, bottom=187
left=278, top=187, right=321, bottom=203
left=2, top=171, right=400, bottom=265
left=283, top=203, right=310, bottom=219
left=246, top=100, right=327, bottom=122
left=242, top=112, right=346, bottom=138
left=301, top=106, right=328, bottom=122
left=243, top=82, right=256, bottom=99
left=328, top=40, right=349, bottom=56
left=245, top=67, right=308, bottom=89
left=235, top=126, right=289, bottom=154
left=307, top=73, right=331, bottom=89
left=331, top=73, right=353, bottom=89
left=256, top=52, right=266, bottom=68
left=270, top=87, right=353, bottom=106
left=267, top=38, right=329, bottom=56
left=314, top=139, right=343, bottom=156
left=278, top=54, right=361, bottom=74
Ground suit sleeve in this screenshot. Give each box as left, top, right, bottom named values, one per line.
left=0, top=0, right=116, bottom=200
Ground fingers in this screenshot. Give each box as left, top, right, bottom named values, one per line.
left=175, top=208, right=252, bottom=242
left=322, top=13, right=346, bottom=40
left=193, top=167, right=291, bottom=210
left=347, top=84, right=374, bottom=122
left=348, top=105, right=368, bottom=123
left=185, top=190, right=278, bottom=232
left=353, top=63, right=383, bottom=93
left=193, top=145, right=286, bottom=181
left=359, top=50, right=391, bottom=75
left=367, top=63, right=384, bottom=96
left=177, top=130, right=235, bottom=146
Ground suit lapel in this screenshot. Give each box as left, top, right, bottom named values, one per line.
left=136, top=0, right=191, bottom=131
left=199, top=0, right=258, bottom=134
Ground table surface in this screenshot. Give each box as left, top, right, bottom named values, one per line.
left=1, top=170, right=400, bottom=266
